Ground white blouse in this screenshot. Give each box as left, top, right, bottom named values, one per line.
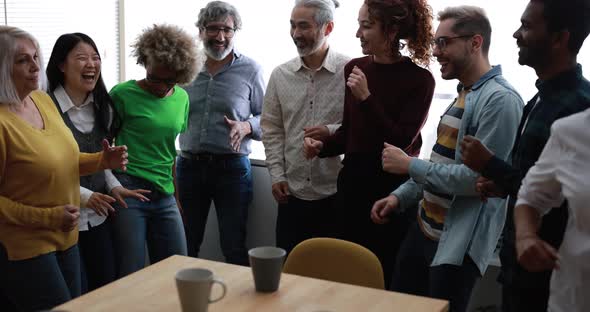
left=54, top=85, right=121, bottom=231
left=516, top=108, right=590, bottom=312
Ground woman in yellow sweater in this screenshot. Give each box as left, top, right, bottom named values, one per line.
left=0, top=26, right=128, bottom=311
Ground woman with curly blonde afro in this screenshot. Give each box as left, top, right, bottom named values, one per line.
left=303, top=0, right=435, bottom=288
left=109, top=24, right=203, bottom=277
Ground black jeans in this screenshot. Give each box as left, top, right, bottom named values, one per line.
left=501, top=284, right=549, bottom=312
left=391, top=223, right=481, bottom=312
left=78, top=219, right=116, bottom=293
left=276, top=195, right=337, bottom=255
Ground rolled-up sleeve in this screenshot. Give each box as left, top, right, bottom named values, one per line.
left=516, top=130, right=565, bottom=216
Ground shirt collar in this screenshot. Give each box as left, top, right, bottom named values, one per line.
left=289, top=47, right=338, bottom=74
left=535, top=64, right=583, bottom=95
left=54, top=85, right=94, bottom=113
left=202, top=49, right=241, bottom=76
left=457, top=65, right=502, bottom=92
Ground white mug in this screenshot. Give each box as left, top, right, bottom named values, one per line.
left=175, top=268, right=226, bottom=312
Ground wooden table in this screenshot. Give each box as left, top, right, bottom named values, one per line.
left=57, top=255, right=448, bottom=312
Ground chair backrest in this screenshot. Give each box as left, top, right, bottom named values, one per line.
left=282, top=237, right=385, bottom=289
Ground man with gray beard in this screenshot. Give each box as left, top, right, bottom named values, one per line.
left=177, top=1, right=264, bottom=265
left=262, top=0, right=350, bottom=254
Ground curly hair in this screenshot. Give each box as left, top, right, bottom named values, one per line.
left=365, top=0, right=434, bottom=66
left=131, top=24, right=203, bottom=85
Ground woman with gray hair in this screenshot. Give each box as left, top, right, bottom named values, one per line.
left=0, top=26, right=128, bottom=310
left=109, top=24, right=202, bottom=277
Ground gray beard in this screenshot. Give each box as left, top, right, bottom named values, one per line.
left=204, top=42, right=233, bottom=61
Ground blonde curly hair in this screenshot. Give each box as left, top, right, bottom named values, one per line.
left=365, top=0, right=434, bottom=67
left=131, top=24, right=203, bottom=85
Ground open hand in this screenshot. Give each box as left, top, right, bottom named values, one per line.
left=87, top=192, right=116, bottom=216
left=224, top=116, right=251, bottom=152
left=111, top=186, right=151, bottom=209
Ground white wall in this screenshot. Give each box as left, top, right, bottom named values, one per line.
left=123, top=0, right=590, bottom=160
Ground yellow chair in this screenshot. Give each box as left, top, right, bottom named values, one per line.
left=282, top=237, right=385, bottom=289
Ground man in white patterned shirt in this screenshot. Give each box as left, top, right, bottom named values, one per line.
left=261, top=0, right=349, bottom=254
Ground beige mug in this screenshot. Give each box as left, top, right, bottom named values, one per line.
left=175, top=268, right=226, bottom=312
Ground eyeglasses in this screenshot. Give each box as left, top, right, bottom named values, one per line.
left=204, top=26, right=236, bottom=38
left=145, top=75, right=177, bottom=86
left=431, top=35, right=474, bottom=50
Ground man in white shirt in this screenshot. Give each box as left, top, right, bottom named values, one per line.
left=261, top=0, right=350, bottom=254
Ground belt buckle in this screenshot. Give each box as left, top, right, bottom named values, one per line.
left=197, top=153, right=215, bottom=161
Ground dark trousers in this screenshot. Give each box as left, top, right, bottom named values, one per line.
left=501, top=284, right=549, bottom=312
left=333, top=154, right=411, bottom=289
left=391, top=223, right=481, bottom=312
left=78, top=219, right=116, bottom=293
left=276, top=194, right=337, bottom=255
left=498, top=224, right=556, bottom=312
left=0, top=243, right=81, bottom=311
left=176, top=155, right=252, bottom=265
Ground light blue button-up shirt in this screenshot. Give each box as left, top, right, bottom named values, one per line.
left=179, top=50, right=265, bottom=155
left=392, top=66, right=524, bottom=274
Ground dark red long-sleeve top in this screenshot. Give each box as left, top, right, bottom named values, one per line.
left=320, top=56, right=435, bottom=158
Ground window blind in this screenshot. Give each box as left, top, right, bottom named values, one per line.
left=4, top=0, right=120, bottom=89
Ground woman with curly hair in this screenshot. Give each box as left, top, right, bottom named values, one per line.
left=109, top=24, right=202, bottom=277
left=304, top=0, right=435, bottom=288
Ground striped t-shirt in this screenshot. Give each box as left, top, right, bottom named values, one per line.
left=418, top=89, right=469, bottom=240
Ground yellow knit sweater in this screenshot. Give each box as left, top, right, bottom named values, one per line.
left=0, top=90, right=104, bottom=260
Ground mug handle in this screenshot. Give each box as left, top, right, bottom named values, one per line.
left=209, top=278, right=227, bottom=303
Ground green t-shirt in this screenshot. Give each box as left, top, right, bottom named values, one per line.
left=110, top=80, right=189, bottom=194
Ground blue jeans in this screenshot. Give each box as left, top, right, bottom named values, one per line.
left=176, top=154, right=252, bottom=265
left=0, top=243, right=81, bottom=311
left=111, top=173, right=187, bottom=277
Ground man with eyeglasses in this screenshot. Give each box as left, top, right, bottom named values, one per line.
left=177, top=1, right=265, bottom=266
left=261, top=0, right=349, bottom=255
left=370, top=6, right=522, bottom=311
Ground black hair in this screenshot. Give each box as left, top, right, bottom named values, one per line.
left=46, top=32, right=119, bottom=141
left=532, top=0, right=590, bottom=53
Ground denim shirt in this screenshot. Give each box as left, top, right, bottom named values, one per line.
left=392, top=65, right=524, bottom=274
left=179, top=50, right=265, bottom=155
